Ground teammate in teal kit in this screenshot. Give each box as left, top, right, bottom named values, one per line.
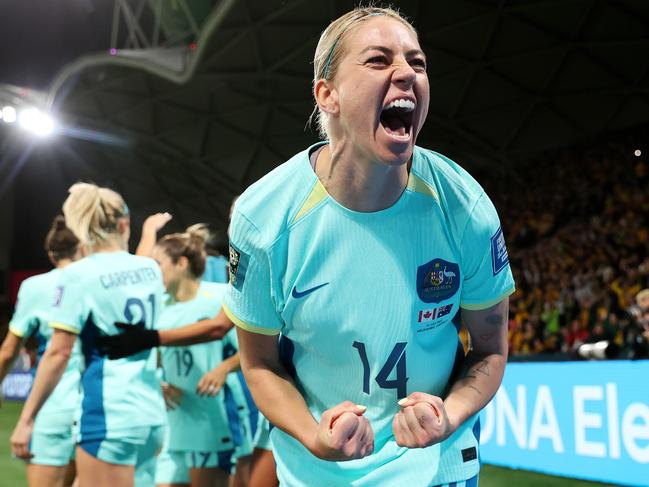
left=151, top=226, right=251, bottom=487
left=224, top=7, right=515, bottom=487
left=11, top=183, right=167, bottom=487
left=0, top=216, right=82, bottom=487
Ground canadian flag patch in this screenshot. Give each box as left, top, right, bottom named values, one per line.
left=418, top=308, right=437, bottom=323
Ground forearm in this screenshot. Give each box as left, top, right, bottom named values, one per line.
left=243, top=359, right=317, bottom=451
left=445, top=298, right=509, bottom=431
left=220, top=353, right=241, bottom=373
left=18, top=349, right=70, bottom=423
left=444, top=350, right=506, bottom=430
left=158, top=309, right=234, bottom=346
left=0, top=348, right=21, bottom=384
left=159, top=316, right=234, bottom=346
left=135, top=230, right=157, bottom=256
left=0, top=333, right=23, bottom=384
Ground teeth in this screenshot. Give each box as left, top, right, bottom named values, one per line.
left=385, top=98, right=415, bottom=112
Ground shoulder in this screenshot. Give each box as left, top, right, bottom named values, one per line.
left=232, top=144, right=322, bottom=247
left=18, top=270, right=56, bottom=295
left=411, top=147, right=485, bottom=207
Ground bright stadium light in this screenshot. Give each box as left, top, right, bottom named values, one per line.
left=18, top=107, right=55, bottom=136
left=635, top=149, right=642, bottom=157
left=2, top=105, right=17, bottom=123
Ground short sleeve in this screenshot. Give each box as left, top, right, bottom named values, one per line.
left=460, top=192, right=515, bottom=310
left=48, top=271, right=87, bottom=335
left=8, top=283, right=39, bottom=339
left=222, top=211, right=283, bottom=336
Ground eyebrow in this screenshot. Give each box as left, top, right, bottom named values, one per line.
left=360, top=45, right=426, bottom=58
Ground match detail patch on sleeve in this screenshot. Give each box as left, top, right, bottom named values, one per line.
left=490, top=226, right=509, bottom=276
left=228, top=242, right=250, bottom=291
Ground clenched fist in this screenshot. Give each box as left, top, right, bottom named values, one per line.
left=309, top=401, right=375, bottom=461
left=392, top=392, right=452, bottom=448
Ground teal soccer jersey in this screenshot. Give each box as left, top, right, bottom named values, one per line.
left=9, top=269, right=82, bottom=435
left=223, top=143, right=515, bottom=486
left=157, top=282, right=246, bottom=452
left=48, top=252, right=166, bottom=442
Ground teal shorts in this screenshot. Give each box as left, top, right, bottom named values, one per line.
left=155, top=450, right=190, bottom=485
left=29, top=430, right=76, bottom=466
left=155, top=448, right=235, bottom=484
left=79, top=425, right=165, bottom=487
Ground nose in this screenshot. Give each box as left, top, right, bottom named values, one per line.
left=392, top=57, right=417, bottom=88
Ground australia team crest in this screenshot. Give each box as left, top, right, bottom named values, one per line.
left=416, top=259, right=460, bottom=303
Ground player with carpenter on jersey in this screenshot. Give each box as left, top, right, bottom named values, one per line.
left=224, top=6, right=515, bottom=487
left=11, top=183, right=167, bottom=487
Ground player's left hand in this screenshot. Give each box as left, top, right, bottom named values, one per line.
left=197, top=364, right=228, bottom=396
left=392, top=392, right=452, bottom=448
left=10, top=419, right=34, bottom=460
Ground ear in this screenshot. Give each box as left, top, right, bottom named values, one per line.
left=177, top=255, right=190, bottom=273
left=47, top=251, right=57, bottom=267
left=314, top=79, right=339, bottom=116
left=79, top=244, right=90, bottom=257
left=117, top=217, right=129, bottom=235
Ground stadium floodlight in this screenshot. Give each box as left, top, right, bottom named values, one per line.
left=18, top=107, right=55, bottom=137
left=635, top=149, right=642, bottom=157
left=2, top=106, right=17, bottom=123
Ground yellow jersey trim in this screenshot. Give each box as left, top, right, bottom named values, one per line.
left=292, top=180, right=328, bottom=224
left=8, top=324, right=24, bottom=338
left=407, top=172, right=438, bottom=201
left=222, top=303, right=281, bottom=336
left=49, top=322, right=81, bottom=335
left=461, top=287, right=516, bottom=311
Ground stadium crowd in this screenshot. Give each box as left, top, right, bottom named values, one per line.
left=488, top=133, right=649, bottom=358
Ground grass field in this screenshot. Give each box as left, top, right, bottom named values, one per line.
left=0, top=400, right=616, bottom=487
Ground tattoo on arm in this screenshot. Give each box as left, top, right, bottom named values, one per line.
left=468, top=385, right=482, bottom=395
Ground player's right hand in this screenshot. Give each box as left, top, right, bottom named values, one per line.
left=142, top=212, right=172, bottom=233
left=309, top=401, right=374, bottom=462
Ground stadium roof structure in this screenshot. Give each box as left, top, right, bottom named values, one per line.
left=4, top=0, right=649, bottom=267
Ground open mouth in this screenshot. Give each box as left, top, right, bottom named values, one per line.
left=380, top=98, right=415, bottom=138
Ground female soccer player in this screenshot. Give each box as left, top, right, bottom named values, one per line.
left=11, top=183, right=167, bottom=487
left=223, top=7, right=515, bottom=487
left=151, top=226, right=252, bottom=487
left=0, top=216, right=82, bottom=487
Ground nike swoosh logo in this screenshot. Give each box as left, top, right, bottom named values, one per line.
left=291, top=282, right=329, bottom=299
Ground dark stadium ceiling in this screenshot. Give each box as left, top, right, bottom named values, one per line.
left=4, top=0, right=649, bottom=266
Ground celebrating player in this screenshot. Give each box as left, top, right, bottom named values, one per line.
left=224, top=6, right=515, bottom=486
left=152, top=226, right=252, bottom=487
left=11, top=183, right=167, bottom=487
left=0, top=216, right=82, bottom=487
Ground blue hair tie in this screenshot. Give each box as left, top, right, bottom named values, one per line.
left=322, top=37, right=340, bottom=79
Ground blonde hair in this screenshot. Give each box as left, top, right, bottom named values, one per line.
left=62, top=182, right=128, bottom=247
left=156, top=224, right=209, bottom=278
left=311, top=5, right=418, bottom=139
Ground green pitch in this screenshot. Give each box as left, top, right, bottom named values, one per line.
left=0, top=400, right=615, bottom=487
left=0, top=401, right=27, bottom=487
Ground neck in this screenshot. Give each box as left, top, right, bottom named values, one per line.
left=172, top=277, right=200, bottom=302
left=91, top=237, right=125, bottom=253
left=315, top=143, right=409, bottom=212
left=56, top=259, right=73, bottom=269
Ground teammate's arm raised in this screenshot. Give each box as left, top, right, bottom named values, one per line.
left=237, top=328, right=374, bottom=462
